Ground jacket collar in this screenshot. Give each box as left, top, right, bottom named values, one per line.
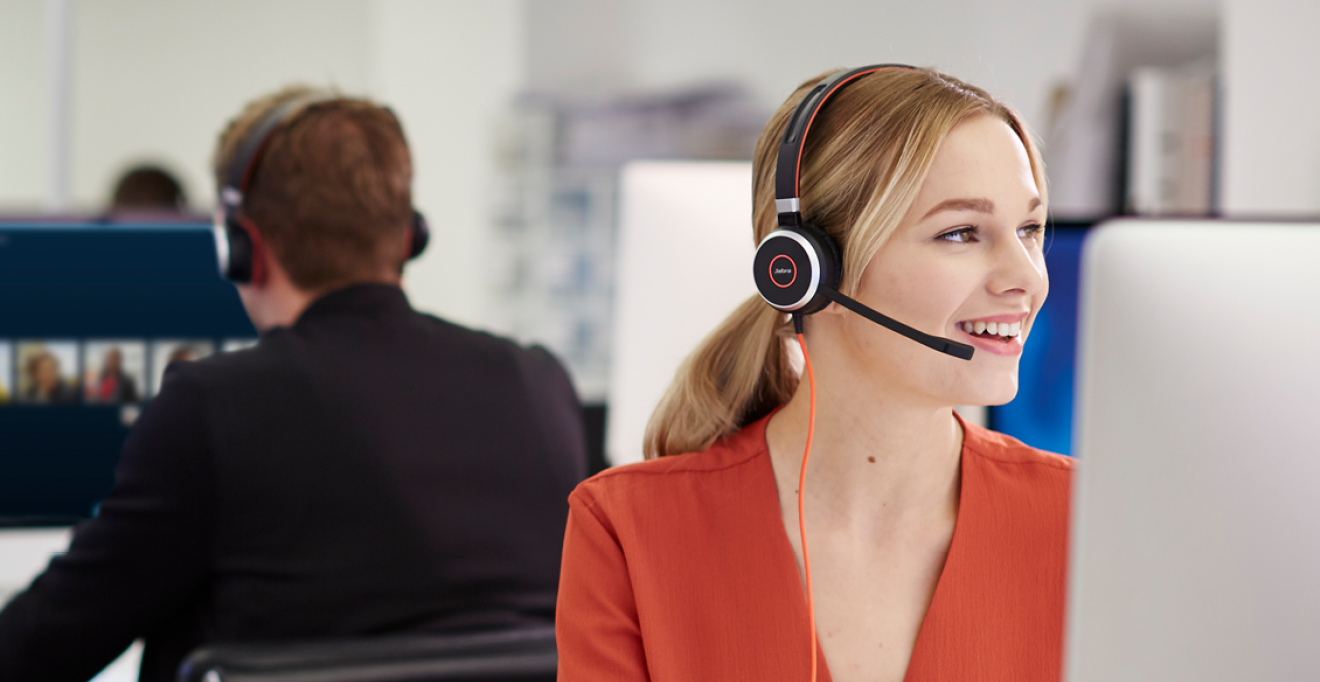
left=294, top=283, right=412, bottom=326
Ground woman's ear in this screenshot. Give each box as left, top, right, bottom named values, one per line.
left=817, top=298, right=847, bottom=318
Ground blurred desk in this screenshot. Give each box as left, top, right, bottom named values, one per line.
left=0, top=528, right=142, bottom=681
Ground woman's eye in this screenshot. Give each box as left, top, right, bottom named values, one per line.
left=1018, top=223, right=1045, bottom=240
left=938, top=227, right=977, bottom=243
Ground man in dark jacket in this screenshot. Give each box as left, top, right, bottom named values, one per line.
left=0, top=87, right=587, bottom=682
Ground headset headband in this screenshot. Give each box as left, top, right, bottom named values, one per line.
left=222, top=92, right=340, bottom=211
left=774, top=64, right=913, bottom=227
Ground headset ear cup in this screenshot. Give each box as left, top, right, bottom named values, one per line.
left=223, top=217, right=254, bottom=284
left=408, top=210, right=430, bottom=260
left=797, top=222, right=842, bottom=292
left=752, top=223, right=843, bottom=315
left=793, top=223, right=841, bottom=315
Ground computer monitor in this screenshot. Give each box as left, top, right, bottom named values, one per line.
left=1066, top=219, right=1320, bottom=681
left=0, top=222, right=255, bottom=523
left=607, top=161, right=757, bottom=466
left=988, top=221, right=1091, bottom=455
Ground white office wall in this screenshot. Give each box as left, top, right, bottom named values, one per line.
left=523, top=0, right=1219, bottom=143
left=372, top=0, right=527, bottom=326
left=0, top=0, right=375, bottom=212
left=623, top=0, right=1076, bottom=131
left=0, top=0, right=47, bottom=209
left=68, top=0, right=374, bottom=211
left=526, top=0, right=627, bottom=93
left=1221, top=0, right=1320, bottom=215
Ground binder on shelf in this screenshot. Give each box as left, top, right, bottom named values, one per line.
left=1126, top=63, right=1217, bottom=216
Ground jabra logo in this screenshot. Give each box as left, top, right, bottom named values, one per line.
left=768, top=254, right=797, bottom=289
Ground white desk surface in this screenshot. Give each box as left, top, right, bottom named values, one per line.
left=0, top=528, right=141, bottom=681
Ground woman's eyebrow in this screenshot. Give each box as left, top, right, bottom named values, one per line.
left=921, top=196, right=1043, bottom=219
left=922, top=197, right=994, bottom=219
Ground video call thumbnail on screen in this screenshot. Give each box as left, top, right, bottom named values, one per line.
left=0, top=339, right=256, bottom=406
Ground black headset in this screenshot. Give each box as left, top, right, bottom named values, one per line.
left=752, top=65, right=975, bottom=360
left=215, top=93, right=430, bottom=284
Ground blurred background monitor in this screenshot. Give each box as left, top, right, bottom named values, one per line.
left=606, top=161, right=756, bottom=466
left=0, top=222, right=255, bottom=524
left=988, top=220, right=1093, bottom=456
left=1067, top=219, right=1320, bottom=681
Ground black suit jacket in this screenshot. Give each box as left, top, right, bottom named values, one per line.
left=0, top=284, right=587, bottom=682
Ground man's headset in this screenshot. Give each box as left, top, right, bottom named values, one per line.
left=215, top=93, right=430, bottom=284
left=751, top=64, right=974, bottom=361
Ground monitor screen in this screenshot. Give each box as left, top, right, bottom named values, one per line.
left=0, top=222, right=255, bottom=523
left=1066, top=220, right=1320, bottom=681
left=988, top=221, right=1090, bottom=456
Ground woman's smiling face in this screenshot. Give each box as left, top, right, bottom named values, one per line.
left=832, top=113, right=1049, bottom=408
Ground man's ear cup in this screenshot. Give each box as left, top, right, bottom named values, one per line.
left=223, top=219, right=255, bottom=284
left=409, top=210, right=430, bottom=260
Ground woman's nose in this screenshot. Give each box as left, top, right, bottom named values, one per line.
left=988, top=232, right=1047, bottom=296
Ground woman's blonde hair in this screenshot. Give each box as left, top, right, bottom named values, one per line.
left=643, top=67, right=1047, bottom=459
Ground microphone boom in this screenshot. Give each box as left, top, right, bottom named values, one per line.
left=818, top=287, right=975, bottom=360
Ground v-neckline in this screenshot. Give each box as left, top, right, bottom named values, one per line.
left=754, top=413, right=972, bottom=682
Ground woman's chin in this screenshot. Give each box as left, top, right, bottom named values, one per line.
left=951, top=384, right=1018, bottom=409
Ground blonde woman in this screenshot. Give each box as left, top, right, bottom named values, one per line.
left=557, top=66, right=1071, bottom=682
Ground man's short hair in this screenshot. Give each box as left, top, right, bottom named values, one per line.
left=213, top=86, right=414, bottom=291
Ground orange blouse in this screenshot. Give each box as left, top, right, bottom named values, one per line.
left=556, top=413, right=1074, bottom=681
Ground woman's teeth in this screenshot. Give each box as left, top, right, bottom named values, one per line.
left=960, top=320, right=1021, bottom=339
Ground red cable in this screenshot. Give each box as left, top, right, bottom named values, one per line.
left=795, top=331, right=818, bottom=682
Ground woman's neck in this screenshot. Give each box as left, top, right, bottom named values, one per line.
left=764, top=340, right=964, bottom=529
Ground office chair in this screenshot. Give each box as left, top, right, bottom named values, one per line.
left=176, top=625, right=557, bottom=682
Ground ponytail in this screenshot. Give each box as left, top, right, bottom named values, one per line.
left=644, top=296, right=798, bottom=459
